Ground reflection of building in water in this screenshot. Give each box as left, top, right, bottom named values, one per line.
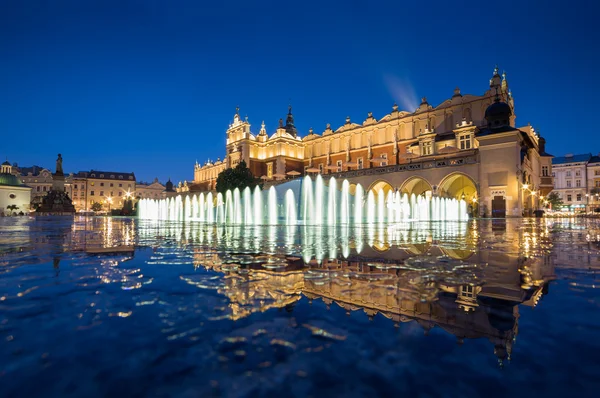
left=191, top=226, right=554, bottom=364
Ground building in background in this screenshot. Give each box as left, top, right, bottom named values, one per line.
left=82, top=170, right=136, bottom=212
left=136, top=178, right=166, bottom=200
left=0, top=161, right=32, bottom=215
left=551, top=153, right=600, bottom=212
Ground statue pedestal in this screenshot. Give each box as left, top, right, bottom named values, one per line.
left=52, top=173, right=65, bottom=192
left=36, top=172, right=75, bottom=215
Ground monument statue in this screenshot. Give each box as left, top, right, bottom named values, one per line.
left=56, top=154, right=63, bottom=175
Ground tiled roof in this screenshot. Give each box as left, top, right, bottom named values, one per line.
left=552, top=153, right=592, bottom=165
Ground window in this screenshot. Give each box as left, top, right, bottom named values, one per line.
left=100, top=182, right=104, bottom=187
left=43, top=186, right=46, bottom=192
left=100, top=191, right=104, bottom=196
left=336, top=160, right=343, bottom=172
left=110, top=183, right=114, bottom=187
left=91, top=182, right=95, bottom=186
left=576, top=180, right=581, bottom=187
left=357, top=158, right=364, bottom=169
left=91, top=191, right=95, bottom=196
left=119, top=175, right=123, bottom=179
left=596, top=181, right=600, bottom=187
left=566, top=171, right=571, bottom=177
left=460, top=285, right=474, bottom=298
left=381, top=153, right=388, bottom=166
left=110, top=191, right=114, bottom=197
left=74, top=184, right=78, bottom=189
left=119, top=184, right=122, bottom=187
left=567, top=180, right=572, bottom=188
left=422, top=141, right=433, bottom=156
left=128, top=176, right=133, bottom=180
left=118, top=192, right=122, bottom=196
left=567, top=194, right=572, bottom=202
left=542, top=166, right=549, bottom=177
left=459, top=135, right=471, bottom=150
left=267, top=163, right=273, bottom=179
left=576, top=170, right=581, bottom=177
left=73, top=192, right=77, bottom=197
left=36, top=186, right=40, bottom=192
left=91, top=174, right=96, bottom=177
left=319, top=164, right=324, bottom=173
left=110, top=175, right=115, bottom=179
left=577, top=194, right=582, bottom=201
left=552, top=172, right=556, bottom=177
left=595, top=170, right=600, bottom=176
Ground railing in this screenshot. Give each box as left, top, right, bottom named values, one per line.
left=329, top=151, right=479, bottom=180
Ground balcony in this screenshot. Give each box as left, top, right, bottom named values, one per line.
left=540, top=176, right=553, bottom=186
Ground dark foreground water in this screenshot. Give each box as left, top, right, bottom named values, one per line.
left=0, top=216, right=599, bottom=397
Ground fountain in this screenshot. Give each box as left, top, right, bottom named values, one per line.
left=138, top=175, right=469, bottom=224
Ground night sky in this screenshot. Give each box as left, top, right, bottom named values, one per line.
left=1, top=0, right=597, bottom=183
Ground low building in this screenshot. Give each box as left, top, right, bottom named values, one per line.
left=82, top=170, right=136, bottom=212
left=0, top=161, right=32, bottom=215
left=136, top=178, right=166, bottom=200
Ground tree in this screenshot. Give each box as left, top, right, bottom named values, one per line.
left=215, top=160, right=262, bottom=195
left=6, top=204, right=19, bottom=215
left=121, top=198, right=134, bottom=216
left=90, top=202, right=103, bottom=212
left=546, top=192, right=563, bottom=210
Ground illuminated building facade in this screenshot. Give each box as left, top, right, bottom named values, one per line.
left=190, top=67, right=553, bottom=217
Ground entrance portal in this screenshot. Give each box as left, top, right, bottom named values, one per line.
left=491, top=195, right=506, bottom=218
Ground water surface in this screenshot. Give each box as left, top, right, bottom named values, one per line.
left=0, top=216, right=599, bottom=397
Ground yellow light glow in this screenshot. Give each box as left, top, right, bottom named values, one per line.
left=522, top=184, right=529, bottom=190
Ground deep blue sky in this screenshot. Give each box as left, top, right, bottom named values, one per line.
left=1, top=0, right=597, bottom=183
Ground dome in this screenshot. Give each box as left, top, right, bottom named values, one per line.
left=2, top=160, right=11, bottom=166
left=485, top=101, right=511, bottom=119
left=0, top=173, right=23, bottom=186
left=485, top=98, right=512, bottom=128
left=165, top=179, right=174, bottom=191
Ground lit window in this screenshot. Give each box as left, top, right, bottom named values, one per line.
left=459, top=135, right=471, bottom=150
left=460, top=285, right=474, bottom=298
left=381, top=153, right=388, bottom=166
left=422, top=141, right=433, bottom=156
left=91, top=182, right=95, bottom=186
left=267, top=163, right=273, bottom=179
